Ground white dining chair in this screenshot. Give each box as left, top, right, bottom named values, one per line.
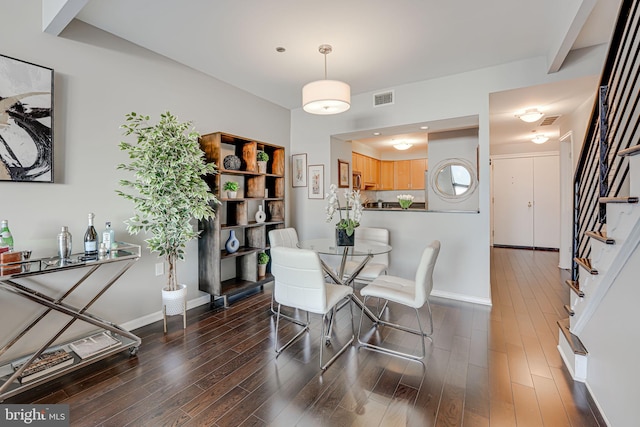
left=268, top=227, right=299, bottom=315
left=357, top=240, right=440, bottom=361
left=271, top=246, right=354, bottom=370
left=342, top=227, right=389, bottom=286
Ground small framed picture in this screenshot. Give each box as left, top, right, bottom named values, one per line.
left=308, top=164, right=324, bottom=199
left=338, top=159, right=350, bottom=188
left=291, top=153, right=307, bottom=187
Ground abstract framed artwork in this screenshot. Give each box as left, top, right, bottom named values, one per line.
left=0, top=54, right=54, bottom=183
left=291, top=153, right=307, bottom=187
left=338, top=159, right=349, bottom=188
left=308, top=164, right=324, bottom=199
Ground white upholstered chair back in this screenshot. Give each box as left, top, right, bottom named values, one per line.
left=269, top=227, right=299, bottom=249
left=271, top=246, right=327, bottom=314
left=413, top=240, right=441, bottom=306
left=355, top=227, right=389, bottom=267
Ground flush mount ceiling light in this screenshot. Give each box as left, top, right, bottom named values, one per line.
left=302, top=44, right=350, bottom=115
left=531, top=133, right=549, bottom=144
left=516, top=108, right=544, bottom=123
left=393, top=142, right=413, bottom=150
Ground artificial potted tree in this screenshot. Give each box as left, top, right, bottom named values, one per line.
left=257, top=251, right=269, bottom=277
left=257, top=150, right=269, bottom=174
left=223, top=180, right=239, bottom=198
left=117, top=111, right=218, bottom=330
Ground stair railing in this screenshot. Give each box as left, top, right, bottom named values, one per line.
left=572, top=0, right=639, bottom=281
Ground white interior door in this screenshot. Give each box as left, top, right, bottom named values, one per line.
left=533, top=155, right=560, bottom=249
left=492, top=157, right=534, bottom=247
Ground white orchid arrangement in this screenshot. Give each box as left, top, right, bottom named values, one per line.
left=325, top=184, right=364, bottom=236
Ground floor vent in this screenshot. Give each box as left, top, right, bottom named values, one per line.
left=540, top=115, right=560, bottom=126
left=374, top=91, right=394, bottom=107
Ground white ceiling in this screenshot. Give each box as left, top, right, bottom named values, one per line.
left=54, top=0, right=622, bottom=150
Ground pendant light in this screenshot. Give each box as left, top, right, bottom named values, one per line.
left=302, top=44, right=351, bottom=115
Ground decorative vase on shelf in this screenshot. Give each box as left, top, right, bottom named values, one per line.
left=225, top=230, right=240, bottom=254
left=255, top=205, right=266, bottom=223
left=257, top=161, right=267, bottom=174
left=336, top=228, right=355, bottom=246
left=258, top=263, right=267, bottom=277
left=223, top=155, right=241, bottom=170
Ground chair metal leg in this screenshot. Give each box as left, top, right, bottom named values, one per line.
left=271, top=293, right=308, bottom=327
left=274, top=304, right=309, bottom=356
left=357, top=296, right=429, bottom=361
left=320, top=297, right=354, bottom=371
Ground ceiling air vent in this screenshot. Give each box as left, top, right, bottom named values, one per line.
left=373, top=91, right=394, bottom=107
left=540, top=115, right=560, bottom=126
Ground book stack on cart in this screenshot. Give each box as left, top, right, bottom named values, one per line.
left=11, top=332, right=121, bottom=384
left=69, top=332, right=121, bottom=359
left=12, top=349, right=73, bottom=383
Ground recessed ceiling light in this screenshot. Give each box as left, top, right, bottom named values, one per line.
left=373, top=132, right=381, bottom=136
left=420, top=126, right=429, bottom=130
left=275, top=47, right=286, bottom=53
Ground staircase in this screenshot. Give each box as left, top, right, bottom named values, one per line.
left=558, top=146, right=640, bottom=381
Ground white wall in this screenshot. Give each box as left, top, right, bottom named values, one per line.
left=289, top=47, right=607, bottom=306
left=0, top=1, right=289, bottom=361
left=427, top=128, right=479, bottom=212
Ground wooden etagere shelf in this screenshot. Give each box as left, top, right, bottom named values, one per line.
left=198, top=132, right=285, bottom=306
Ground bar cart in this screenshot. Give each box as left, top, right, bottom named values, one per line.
left=0, top=242, right=141, bottom=402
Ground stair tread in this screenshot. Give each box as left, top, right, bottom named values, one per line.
left=574, top=257, right=598, bottom=275
left=565, top=279, right=585, bottom=297
left=617, top=144, right=640, bottom=157
left=599, top=196, right=639, bottom=204
left=585, top=230, right=615, bottom=244
left=563, top=304, right=575, bottom=316
left=557, top=319, right=588, bottom=355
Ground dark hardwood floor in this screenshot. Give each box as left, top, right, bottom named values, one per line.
left=9, top=248, right=605, bottom=426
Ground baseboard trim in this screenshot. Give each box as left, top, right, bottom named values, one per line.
left=120, top=294, right=211, bottom=332
left=431, top=289, right=492, bottom=306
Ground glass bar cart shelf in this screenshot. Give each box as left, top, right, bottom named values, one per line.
left=0, top=242, right=142, bottom=402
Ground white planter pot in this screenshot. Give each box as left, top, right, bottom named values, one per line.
left=227, top=190, right=237, bottom=199
left=258, top=263, right=267, bottom=277
left=162, top=284, right=187, bottom=316
left=257, top=161, right=267, bottom=174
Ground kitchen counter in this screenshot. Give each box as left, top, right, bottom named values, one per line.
left=362, top=202, right=427, bottom=211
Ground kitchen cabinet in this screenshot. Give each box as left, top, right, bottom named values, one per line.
left=198, top=132, right=285, bottom=306
left=410, top=158, right=427, bottom=190
left=394, top=159, right=427, bottom=190
left=352, top=153, right=365, bottom=189
left=352, top=152, right=379, bottom=189
left=394, top=160, right=411, bottom=189
left=363, top=156, right=379, bottom=188
left=353, top=152, right=427, bottom=190
left=380, top=161, right=394, bottom=190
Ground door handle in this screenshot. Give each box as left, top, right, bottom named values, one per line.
left=528, top=201, right=532, bottom=207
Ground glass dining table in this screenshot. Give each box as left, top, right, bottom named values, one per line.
left=297, top=238, right=392, bottom=322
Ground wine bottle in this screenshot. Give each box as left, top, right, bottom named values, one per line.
left=102, top=221, right=115, bottom=253
left=0, top=220, right=14, bottom=251
left=84, top=213, right=98, bottom=257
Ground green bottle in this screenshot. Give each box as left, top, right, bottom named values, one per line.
left=0, top=220, right=14, bottom=251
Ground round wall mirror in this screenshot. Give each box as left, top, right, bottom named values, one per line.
left=431, top=159, right=477, bottom=201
